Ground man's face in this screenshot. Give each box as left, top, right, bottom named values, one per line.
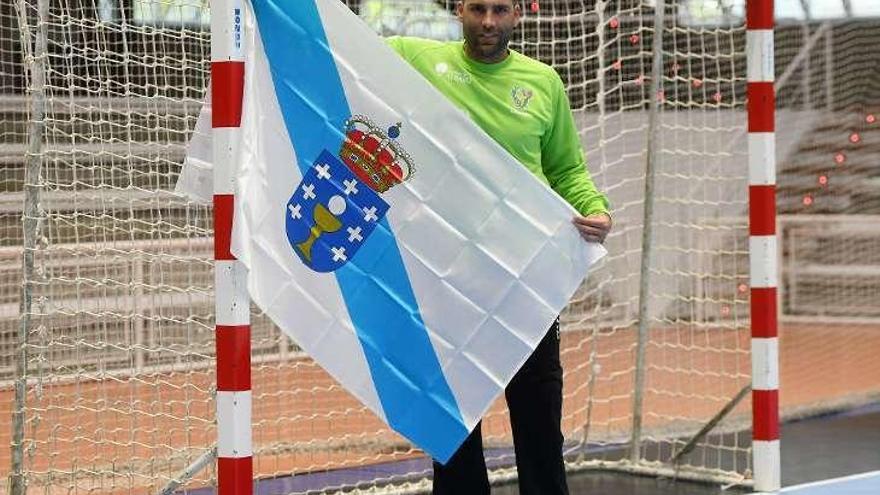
left=456, top=0, right=521, bottom=63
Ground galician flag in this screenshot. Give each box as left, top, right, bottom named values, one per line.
left=216, top=0, right=606, bottom=462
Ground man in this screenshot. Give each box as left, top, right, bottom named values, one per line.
left=386, top=1, right=612, bottom=493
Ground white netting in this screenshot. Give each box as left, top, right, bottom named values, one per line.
left=771, top=15, right=880, bottom=428
left=3, top=1, right=218, bottom=493
left=3, top=0, right=879, bottom=494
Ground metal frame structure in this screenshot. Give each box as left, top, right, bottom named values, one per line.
left=211, top=0, right=252, bottom=493
left=10, top=0, right=48, bottom=492
left=747, top=0, right=781, bottom=491
left=203, top=0, right=783, bottom=491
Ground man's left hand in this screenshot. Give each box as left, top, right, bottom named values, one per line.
left=572, top=213, right=612, bottom=244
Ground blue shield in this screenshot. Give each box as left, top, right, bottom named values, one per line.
left=285, top=150, right=389, bottom=272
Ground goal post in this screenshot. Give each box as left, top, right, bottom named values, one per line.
left=746, top=0, right=780, bottom=491
left=211, top=1, right=252, bottom=495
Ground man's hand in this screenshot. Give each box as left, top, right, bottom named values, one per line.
left=572, top=213, right=612, bottom=244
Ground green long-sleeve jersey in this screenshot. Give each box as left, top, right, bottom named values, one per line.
left=387, top=36, right=609, bottom=217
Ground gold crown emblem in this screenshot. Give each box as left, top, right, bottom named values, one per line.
left=339, top=115, right=415, bottom=193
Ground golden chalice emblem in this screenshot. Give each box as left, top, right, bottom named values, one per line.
left=295, top=198, right=345, bottom=262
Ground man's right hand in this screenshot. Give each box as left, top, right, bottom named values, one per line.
left=572, top=213, right=612, bottom=244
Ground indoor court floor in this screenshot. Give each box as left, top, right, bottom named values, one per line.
left=506, top=403, right=880, bottom=495
left=187, top=403, right=880, bottom=494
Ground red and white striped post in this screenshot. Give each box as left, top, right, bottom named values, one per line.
left=212, top=0, right=251, bottom=494
left=747, top=0, right=780, bottom=491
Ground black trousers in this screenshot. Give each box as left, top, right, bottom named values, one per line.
left=432, top=320, right=569, bottom=495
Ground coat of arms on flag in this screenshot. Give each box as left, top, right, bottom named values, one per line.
left=286, top=116, right=414, bottom=272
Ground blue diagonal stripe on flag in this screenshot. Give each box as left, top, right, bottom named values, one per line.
left=251, top=0, right=468, bottom=461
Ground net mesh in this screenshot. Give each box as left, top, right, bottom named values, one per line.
left=772, top=16, right=880, bottom=427
left=2, top=0, right=879, bottom=494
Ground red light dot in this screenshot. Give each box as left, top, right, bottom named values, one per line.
left=530, top=1, right=539, bottom=13
left=818, top=175, right=828, bottom=186
left=693, top=79, right=703, bottom=88
left=630, top=34, right=640, bottom=45
left=850, top=132, right=861, bottom=143
left=713, top=92, right=723, bottom=102
left=738, top=283, right=748, bottom=293
left=803, top=195, right=813, bottom=206
left=834, top=152, right=846, bottom=164
left=721, top=305, right=731, bottom=316
left=867, top=114, right=876, bottom=124
left=609, top=17, right=620, bottom=29
left=612, top=59, right=622, bottom=70
left=634, top=74, right=645, bottom=86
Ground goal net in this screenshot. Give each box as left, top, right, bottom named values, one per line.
left=2, top=0, right=878, bottom=493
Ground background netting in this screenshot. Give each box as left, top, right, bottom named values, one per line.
left=2, top=0, right=879, bottom=493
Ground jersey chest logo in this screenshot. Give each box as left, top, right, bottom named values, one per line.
left=511, top=85, right=534, bottom=111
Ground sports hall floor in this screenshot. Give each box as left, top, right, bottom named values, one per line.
left=205, top=402, right=880, bottom=494
left=502, top=402, right=880, bottom=495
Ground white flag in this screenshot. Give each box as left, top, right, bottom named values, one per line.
left=205, top=0, right=606, bottom=462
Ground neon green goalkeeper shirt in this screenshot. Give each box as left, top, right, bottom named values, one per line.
left=387, top=36, right=609, bottom=216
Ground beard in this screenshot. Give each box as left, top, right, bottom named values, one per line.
left=463, top=26, right=513, bottom=62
